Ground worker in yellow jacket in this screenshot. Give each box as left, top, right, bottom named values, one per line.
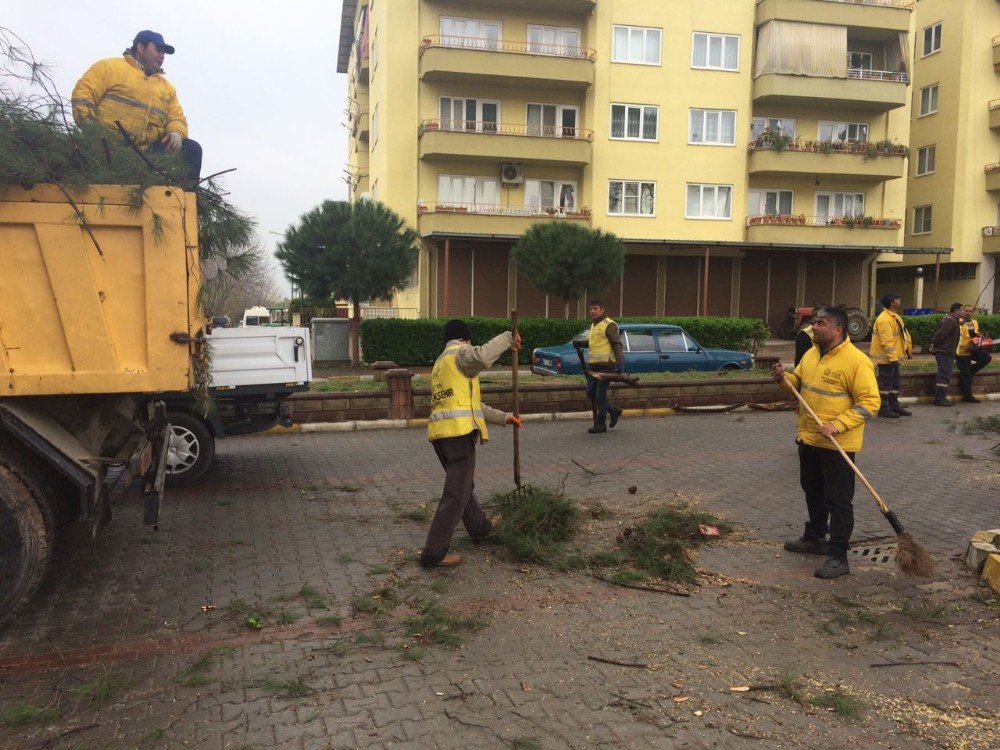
left=956, top=304, right=992, bottom=403
left=772, top=307, right=881, bottom=579
left=72, top=30, right=202, bottom=183
left=868, top=293, right=912, bottom=418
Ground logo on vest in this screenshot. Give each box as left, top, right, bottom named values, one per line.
left=432, top=387, right=454, bottom=404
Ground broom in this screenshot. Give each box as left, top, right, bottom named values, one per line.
left=782, top=374, right=935, bottom=577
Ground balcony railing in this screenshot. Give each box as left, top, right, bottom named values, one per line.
left=418, top=201, right=592, bottom=219
left=419, top=35, right=597, bottom=61
left=757, top=0, right=912, bottom=6
left=418, top=119, right=594, bottom=140
left=747, top=214, right=901, bottom=229
left=846, top=67, right=907, bottom=83
left=749, top=135, right=908, bottom=157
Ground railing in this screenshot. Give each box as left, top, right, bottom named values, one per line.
left=298, top=307, right=419, bottom=325
left=419, top=35, right=597, bottom=61
left=418, top=119, right=594, bottom=141
left=985, top=163, right=1000, bottom=175
left=418, top=201, right=592, bottom=219
left=991, top=99, right=1000, bottom=110
left=748, top=137, right=908, bottom=157
left=757, top=0, right=912, bottom=6
left=747, top=214, right=901, bottom=229
left=846, top=67, right=907, bottom=82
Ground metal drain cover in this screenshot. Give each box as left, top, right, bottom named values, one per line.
left=849, top=544, right=897, bottom=565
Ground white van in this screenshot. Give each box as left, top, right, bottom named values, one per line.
left=240, top=306, right=271, bottom=327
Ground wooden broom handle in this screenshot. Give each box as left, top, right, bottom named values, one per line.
left=511, top=310, right=521, bottom=488
left=782, top=373, right=890, bottom=514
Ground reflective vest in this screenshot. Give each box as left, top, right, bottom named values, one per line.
left=957, top=319, right=981, bottom=356
left=427, top=343, right=489, bottom=443
left=589, top=317, right=615, bottom=364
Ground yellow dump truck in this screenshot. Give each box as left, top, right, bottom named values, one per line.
left=0, top=184, right=201, bottom=625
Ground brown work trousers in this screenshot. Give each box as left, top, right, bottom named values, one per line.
left=421, top=431, right=492, bottom=567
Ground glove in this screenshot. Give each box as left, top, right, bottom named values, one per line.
left=614, top=365, right=623, bottom=374
left=161, top=131, right=183, bottom=154
left=506, top=414, right=522, bottom=426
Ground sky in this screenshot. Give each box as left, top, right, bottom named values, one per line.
left=3, top=1, right=351, bottom=296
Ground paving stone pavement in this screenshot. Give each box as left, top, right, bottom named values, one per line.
left=1, top=402, right=998, bottom=750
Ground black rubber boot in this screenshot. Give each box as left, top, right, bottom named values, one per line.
left=890, top=394, right=912, bottom=416
left=783, top=536, right=829, bottom=555
left=878, top=403, right=900, bottom=418
left=932, top=388, right=953, bottom=407
left=609, top=406, right=623, bottom=429
left=814, top=556, right=850, bottom=579
left=588, top=414, right=607, bottom=434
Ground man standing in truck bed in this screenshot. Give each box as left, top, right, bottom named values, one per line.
left=72, top=30, right=202, bottom=184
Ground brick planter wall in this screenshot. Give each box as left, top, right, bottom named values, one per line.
left=287, top=370, right=1000, bottom=424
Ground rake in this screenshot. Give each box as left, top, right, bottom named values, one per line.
left=505, top=309, right=534, bottom=504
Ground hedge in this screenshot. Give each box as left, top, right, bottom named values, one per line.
left=359, top=316, right=770, bottom=366
left=901, top=314, right=1000, bottom=352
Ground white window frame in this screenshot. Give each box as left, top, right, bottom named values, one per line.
left=817, top=120, right=869, bottom=144
left=919, top=84, right=939, bottom=117
left=913, top=205, right=932, bottom=235
left=612, top=25, right=661, bottom=66
left=439, top=96, right=500, bottom=132
left=751, top=117, right=796, bottom=139
left=847, top=51, right=873, bottom=71
left=686, top=183, right=733, bottom=220
left=371, top=29, right=379, bottom=71
left=437, top=174, right=499, bottom=209
left=527, top=103, right=579, bottom=138
left=524, top=179, right=578, bottom=213
left=814, top=192, right=866, bottom=221
left=608, top=180, right=656, bottom=217
left=527, top=24, right=582, bottom=57
left=609, top=103, right=659, bottom=142
left=916, top=145, right=936, bottom=176
left=747, top=189, right=794, bottom=217
left=439, top=16, right=502, bottom=49
left=688, top=109, right=737, bottom=146
left=922, top=22, right=942, bottom=57
left=691, top=32, right=740, bottom=71
left=372, top=104, right=379, bottom=145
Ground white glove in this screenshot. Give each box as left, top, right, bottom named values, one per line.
left=161, top=131, right=183, bottom=154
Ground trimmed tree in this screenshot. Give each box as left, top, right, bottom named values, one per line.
left=512, top=222, right=624, bottom=318
left=275, top=200, right=419, bottom=365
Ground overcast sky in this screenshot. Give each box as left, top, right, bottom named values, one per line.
left=3, top=1, right=350, bottom=295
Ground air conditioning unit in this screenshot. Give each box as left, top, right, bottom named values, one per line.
left=501, top=162, right=524, bottom=186
left=985, top=226, right=995, bottom=236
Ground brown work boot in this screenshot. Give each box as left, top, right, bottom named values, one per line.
left=419, top=552, right=462, bottom=568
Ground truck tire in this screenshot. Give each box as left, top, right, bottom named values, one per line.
left=165, top=412, right=215, bottom=487
left=844, top=308, right=870, bottom=343
left=0, top=444, right=56, bottom=628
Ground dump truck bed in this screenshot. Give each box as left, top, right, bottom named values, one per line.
left=0, top=185, right=199, bottom=396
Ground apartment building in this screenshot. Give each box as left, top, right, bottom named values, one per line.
left=880, top=0, right=1000, bottom=312
left=338, top=0, right=919, bottom=329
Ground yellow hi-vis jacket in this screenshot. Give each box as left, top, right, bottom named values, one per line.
left=869, top=309, right=912, bottom=364
left=957, top=319, right=983, bottom=356
left=589, top=317, right=615, bottom=364
left=427, top=342, right=489, bottom=443
left=71, top=54, right=188, bottom=148
left=784, top=338, right=881, bottom=453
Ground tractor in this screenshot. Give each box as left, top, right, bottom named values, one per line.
left=780, top=306, right=870, bottom=343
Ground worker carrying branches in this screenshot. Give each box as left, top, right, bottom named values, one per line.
left=580, top=299, right=625, bottom=435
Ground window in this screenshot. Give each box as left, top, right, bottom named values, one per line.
left=686, top=184, right=732, bottom=219
left=525, top=180, right=577, bottom=213
left=372, top=104, right=379, bottom=145
left=610, top=104, right=658, bottom=141
left=689, top=109, right=736, bottom=145
left=692, top=33, right=739, bottom=71
left=371, top=30, right=379, bottom=70
left=440, top=16, right=501, bottom=49
left=608, top=180, right=656, bottom=216
left=847, top=51, right=873, bottom=71
left=923, top=22, right=942, bottom=56
left=818, top=121, right=868, bottom=143
left=437, top=175, right=498, bottom=208
left=527, top=25, right=582, bottom=57
left=439, top=97, right=499, bottom=132
left=747, top=189, right=793, bottom=216
left=624, top=330, right=656, bottom=352
left=527, top=104, right=578, bottom=137
left=612, top=25, right=661, bottom=65
left=656, top=331, right=687, bottom=352
left=913, top=205, right=932, bottom=234
left=751, top=117, right=796, bottom=139
left=919, top=84, right=939, bottom=116
left=916, top=145, right=936, bottom=176
left=815, top=192, right=865, bottom=221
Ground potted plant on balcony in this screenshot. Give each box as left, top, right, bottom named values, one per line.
left=795, top=214, right=807, bottom=226
left=844, top=217, right=857, bottom=229
left=818, top=140, right=833, bottom=155
left=861, top=215, right=875, bottom=228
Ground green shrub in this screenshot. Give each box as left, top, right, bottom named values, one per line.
left=901, top=314, right=1000, bottom=352
left=360, top=316, right=769, bottom=366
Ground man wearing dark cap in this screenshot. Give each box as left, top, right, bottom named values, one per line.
left=72, top=31, right=202, bottom=183
left=422, top=320, right=522, bottom=568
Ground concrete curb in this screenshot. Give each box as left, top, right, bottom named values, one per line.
left=264, top=392, right=998, bottom=435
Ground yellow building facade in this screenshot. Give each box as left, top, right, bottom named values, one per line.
left=338, top=0, right=935, bottom=330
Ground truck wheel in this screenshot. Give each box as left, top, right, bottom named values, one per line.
left=165, top=412, right=215, bottom=487
left=0, top=446, right=56, bottom=628
left=844, top=308, right=870, bottom=343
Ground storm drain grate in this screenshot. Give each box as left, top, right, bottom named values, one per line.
left=849, top=544, right=897, bottom=566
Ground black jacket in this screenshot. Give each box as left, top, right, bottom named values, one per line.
left=930, top=314, right=961, bottom=356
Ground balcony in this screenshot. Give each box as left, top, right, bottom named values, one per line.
left=755, top=0, right=912, bottom=35
left=416, top=202, right=592, bottom=237
left=987, top=164, right=1000, bottom=192
left=352, top=109, right=369, bottom=141
left=418, top=121, right=593, bottom=167
left=991, top=99, right=1000, bottom=129
left=434, top=0, right=597, bottom=12
left=753, top=69, right=908, bottom=112
left=983, top=226, right=1000, bottom=253
left=994, top=35, right=1000, bottom=70
left=419, top=36, right=595, bottom=90
left=745, top=214, right=902, bottom=245
left=748, top=137, right=907, bottom=181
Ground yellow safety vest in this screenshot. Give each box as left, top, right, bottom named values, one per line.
left=957, top=319, right=981, bottom=356
left=427, top=343, right=489, bottom=443
left=802, top=324, right=814, bottom=341
left=589, top=317, right=615, bottom=364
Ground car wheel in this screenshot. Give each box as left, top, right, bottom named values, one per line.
left=717, top=363, right=742, bottom=374
left=164, top=412, right=215, bottom=487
